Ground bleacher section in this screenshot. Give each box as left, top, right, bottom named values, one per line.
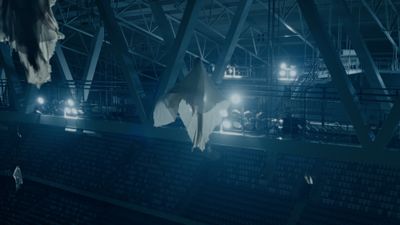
left=0, top=125, right=400, bottom=225
left=0, top=178, right=181, bottom=225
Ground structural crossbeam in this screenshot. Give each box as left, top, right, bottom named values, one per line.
left=149, top=1, right=187, bottom=80
left=96, top=0, right=148, bottom=123
left=214, top=0, right=253, bottom=83
left=335, top=0, right=391, bottom=108
left=297, top=0, right=372, bottom=149
left=55, top=45, right=77, bottom=100
left=82, top=27, right=104, bottom=102
left=255, top=0, right=315, bottom=50
left=155, top=0, right=204, bottom=98
left=361, top=0, right=399, bottom=52
left=149, top=1, right=175, bottom=44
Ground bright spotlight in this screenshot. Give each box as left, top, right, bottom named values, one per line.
left=290, top=70, right=297, bottom=77
left=66, top=99, right=75, bottom=107
left=222, top=119, right=232, bottom=129
left=280, top=62, right=287, bottom=69
left=279, top=70, right=286, bottom=76
left=219, top=109, right=228, bottom=118
left=230, top=93, right=241, bottom=105
left=37, top=96, right=45, bottom=105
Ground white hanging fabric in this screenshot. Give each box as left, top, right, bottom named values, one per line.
left=12, top=166, right=23, bottom=190
left=0, top=0, right=63, bottom=87
left=154, top=60, right=230, bottom=150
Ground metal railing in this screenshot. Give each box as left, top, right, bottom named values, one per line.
left=1, top=79, right=399, bottom=148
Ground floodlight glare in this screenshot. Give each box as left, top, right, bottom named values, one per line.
left=37, top=96, right=45, bottom=105
left=290, top=70, right=297, bottom=77
left=222, top=119, right=232, bottom=129
left=230, top=93, right=241, bottom=105
left=280, top=62, right=287, bottom=69
left=66, top=99, right=75, bottom=107
left=279, top=70, right=286, bottom=76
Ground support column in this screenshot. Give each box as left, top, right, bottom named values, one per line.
left=297, top=0, right=372, bottom=148
left=149, top=1, right=187, bottom=80
left=374, top=96, right=400, bottom=149
left=55, top=45, right=77, bottom=100
left=155, top=0, right=205, bottom=99
left=335, top=0, right=391, bottom=107
left=0, top=44, right=25, bottom=111
left=96, top=0, right=148, bottom=123
left=0, top=69, right=5, bottom=103
left=82, top=27, right=104, bottom=102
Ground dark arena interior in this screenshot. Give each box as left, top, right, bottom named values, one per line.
left=1, top=0, right=400, bottom=224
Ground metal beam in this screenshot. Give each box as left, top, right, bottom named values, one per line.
left=82, top=27, right=104, bottom=102
left=149, top=1, right=187, bottom=80
left=374, top=96, right=400, bottom=149
left=55, top=45, right=77, bottom=100
left=297, top=0, right=372, bottom=149
left=130, top=1, right=269, bottom=65
left=96, top=0, right=148, bottom=123
left=62, top=23, right=166, bottom=68
left=361, top=0, right=399, bottom=52
left=149, top=1, right=175, bottom=44
left=165, top=16, right=270, bottom=65
left=0, top=44, right=25, bottom=111
left=336, top=0, right=390, bottom=107
left=0, top=69, right=5, bottom=102
left=155, top=0, right=204, bottom=98
left=255, top=0, right=315, bottom=50
left=214, top=0, right=253, bottom=83
left=0, top=112, right=399, bottom=167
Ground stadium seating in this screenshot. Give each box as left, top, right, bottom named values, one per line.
left=0, top=125, right=400, bottom=225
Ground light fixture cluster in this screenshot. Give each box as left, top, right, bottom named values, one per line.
left=35, top=96, right=82, bottom=119
left=64, top=98, right=80, bottom=119
left=224, top=64, right=242, bottom=79
left=278, top=62, right=297, bottom=81
left=220, top=93, right=243, bottom=131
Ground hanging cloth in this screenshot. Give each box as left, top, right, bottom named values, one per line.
left=154, top=60, right=230, bottom=150
left=0, top=0, right=64, bottom=87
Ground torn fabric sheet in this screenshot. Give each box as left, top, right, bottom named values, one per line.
left=154, top=60, right=230, bottom=150
left=12, top=166, right=23, bottom=190
left=0, top=0, right=64, bottom=87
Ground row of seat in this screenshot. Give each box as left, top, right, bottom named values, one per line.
left=1, top=125, right=400, bottom=225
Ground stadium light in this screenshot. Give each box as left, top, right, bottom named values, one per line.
left=230, top=93, right=241, bottom=105
left=66, top=98, right=75, bottom=107
left=37, top=96, right=45, bottom=105
left=222, top=119, right=232, bottom=129
left=278, top=63, right=297, bottom=81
